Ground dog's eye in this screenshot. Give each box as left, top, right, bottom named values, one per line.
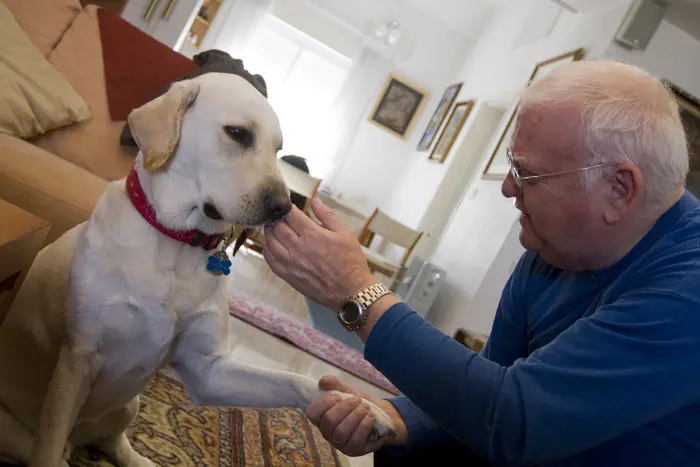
left=223, top=126, right=255, bottom=149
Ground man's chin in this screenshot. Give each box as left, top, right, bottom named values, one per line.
left=518, top=223, right=544, bottom=253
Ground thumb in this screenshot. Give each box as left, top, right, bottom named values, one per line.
left=318, top=375, right=362, bottom=396
left=310, top=198, right=353, bottom=236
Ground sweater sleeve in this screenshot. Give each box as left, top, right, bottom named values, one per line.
left=364, top=290, right=700, bottom=466
left=380, top=395, right=457, bottom=455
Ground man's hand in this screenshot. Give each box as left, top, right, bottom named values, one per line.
left=307, top=376, right=409, bottom=457
left=264, top=199, right=376, bottom=310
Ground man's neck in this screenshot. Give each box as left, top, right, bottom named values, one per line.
left=583, top=191, right=683, bottom=271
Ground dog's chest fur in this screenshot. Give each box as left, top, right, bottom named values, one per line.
left=70, top=182, right=227, bottom=415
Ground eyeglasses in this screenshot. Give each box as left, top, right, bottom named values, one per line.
left=505, top=147, right=609, bottom=191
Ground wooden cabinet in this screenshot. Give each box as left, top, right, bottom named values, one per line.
left=120, top=0, right=204, bottom=49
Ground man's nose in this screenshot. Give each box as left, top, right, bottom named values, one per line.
left=501, top=171, right=520, bottom=199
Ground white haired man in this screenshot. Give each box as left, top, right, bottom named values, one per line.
left=263, top=61, right=700, bottom=466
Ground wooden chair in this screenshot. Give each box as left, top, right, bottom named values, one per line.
left=277, top=159, right=322, bottom=214
left=241, top=159, right=322, bottom=254
left=357, top=208, right=423, bottom=279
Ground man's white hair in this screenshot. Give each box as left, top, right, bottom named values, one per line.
left=519, top=60, right=688, bottom=204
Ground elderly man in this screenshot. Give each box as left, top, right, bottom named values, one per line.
left=263, top=60, right=700, bottom=466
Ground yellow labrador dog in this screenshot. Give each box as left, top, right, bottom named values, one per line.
left=0, top=73, right=394, bottom=467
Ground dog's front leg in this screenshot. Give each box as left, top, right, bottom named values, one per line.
left=29, top=345, right=92, bottom=467
left=171, top=311, right=395, bottom=439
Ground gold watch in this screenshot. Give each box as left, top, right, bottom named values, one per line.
left=338, top=283, right=392, bottom=331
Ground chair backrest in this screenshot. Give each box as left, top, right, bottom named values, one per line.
left=277, top=159, right=321, bottom=212
left=316, top=194, right=367, bottom=235
left=358, top=208, right=424, bottom=266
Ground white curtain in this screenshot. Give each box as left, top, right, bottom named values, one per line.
left=320, top=40, right=395, bottom=191
left=200, top=0, right=273, bottom=55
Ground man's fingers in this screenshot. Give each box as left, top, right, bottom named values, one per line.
left=331, top=403, right=368, bottom=448
left=319, top=377, right=366, bottom=401
left=306, top=394, right=341, bottom=425
left=346, top=413, right=380, bottom=456
left=271, top=219, right=300, bottom=245
left=319, top=397, right=362, bottom=440
left=310, top=198, right=353, bottom=237
left=262, top=237, right=290, bottom=276
left=284, top=205, right=320, bottom=236
left=318, top=375, right=352, bottom=392
left=263, top=230, right=290, bottom=263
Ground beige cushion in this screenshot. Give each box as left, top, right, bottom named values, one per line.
left=0, top=1, right=90, bottom=139
left=0, top=133, right=107, bottom=246
left=32, top=6, right=136, bottom=181
left=3, top=0, right=82, bottom=57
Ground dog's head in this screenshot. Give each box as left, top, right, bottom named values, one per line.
left=127, top=73, right=291, bottom=234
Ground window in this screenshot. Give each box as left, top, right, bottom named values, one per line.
left=236, top=14, right=351, bottom=178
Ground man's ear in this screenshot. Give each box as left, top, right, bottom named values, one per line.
left=127, top=81, right=200, bottom=172
left=604, top=163, right=643, bottom=224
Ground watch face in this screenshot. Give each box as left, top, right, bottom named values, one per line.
left=340, top=300, right=362, bottom=324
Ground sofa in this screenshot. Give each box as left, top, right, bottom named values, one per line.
left=1, top=0, right=137, bottom=246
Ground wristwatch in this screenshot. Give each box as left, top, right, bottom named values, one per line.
left=338, top=282, right=393, bottom=331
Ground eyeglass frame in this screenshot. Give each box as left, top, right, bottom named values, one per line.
left=505, top=147, right=610, bottom=190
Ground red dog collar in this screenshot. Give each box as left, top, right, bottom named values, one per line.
left=126, top=168, right=223, bottom=250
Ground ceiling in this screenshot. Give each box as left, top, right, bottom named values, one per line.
left=307, top=0, right=509, bottom=38
left=408, top=0, right=509, bottom=36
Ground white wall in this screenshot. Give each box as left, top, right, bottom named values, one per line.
left=321, top=8, right=474, bottom=210
left=603, top=19, right=700, bottom=101
left=271, top=0, right=361, bottom=59
left=401, top=0, right=637, bottom=337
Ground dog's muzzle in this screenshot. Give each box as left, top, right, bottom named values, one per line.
left=263, top=184, right=292, bottom=222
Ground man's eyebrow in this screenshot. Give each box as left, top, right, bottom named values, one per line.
left=513, top=155, right=542, bottom=173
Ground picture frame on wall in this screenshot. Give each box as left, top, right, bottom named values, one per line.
left=369, top=74, right=427, bottom=139
left=417, top=82, right=463, bottom=151
left=527, top=48, right=585, bottom=84
left=663, top=80, right=700, bottom=197
left=429, top=100, right=475, bottom=164
left=482, top=48, right=585, bottom=179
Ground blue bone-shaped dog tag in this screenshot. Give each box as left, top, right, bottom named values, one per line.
left=207, top=251, right=232, bottom=276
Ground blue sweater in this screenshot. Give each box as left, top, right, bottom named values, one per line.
left=365, top=192, right=700, bottom=466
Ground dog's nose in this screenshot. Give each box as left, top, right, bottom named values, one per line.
left=203, top=203, right=223, bottom=220
left=263, top=186, right=292, bottom=222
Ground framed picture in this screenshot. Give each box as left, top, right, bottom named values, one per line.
left=369, top=74, right=427, bottom=139
left=429, top=100, right=475, bottom=163
left=664, top=80, right=700, bottom=197
left=482, top=48, right=585, bottom=179
left=527, top=48, right=584, bottom=84
left=417, top=82, right=463, bottom=151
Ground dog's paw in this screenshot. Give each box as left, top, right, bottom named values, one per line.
left=328, top=391, right=396, bottom=441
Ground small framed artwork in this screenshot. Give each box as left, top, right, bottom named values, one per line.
left=369, top=74, right=427, bottom=139
left=664, top=80, right=700, bottom=196
left=482, top=48, right=585, bottom=180
left=417, top=82, right=463, bottom=151
left=429, top=100, right=475, bottom=164
left=482, top=100, right=520, bottom=179
left=528, top=48, right=585, bottom=84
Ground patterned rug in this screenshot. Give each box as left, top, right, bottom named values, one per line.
left=229, top=294, right=401, bottom=395
left=68, top=371, right=349, bottom=467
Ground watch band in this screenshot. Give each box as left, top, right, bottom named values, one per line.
left=352, top=282, right=392, bottom=309
left=338, top=283, right=394, bottom=332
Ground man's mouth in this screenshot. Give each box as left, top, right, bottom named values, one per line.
left=515, top=203, right=529, bottom=218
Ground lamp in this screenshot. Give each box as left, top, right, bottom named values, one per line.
left=363, top=18, right=413, bottom=61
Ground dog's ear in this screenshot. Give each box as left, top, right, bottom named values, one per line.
left=127, top=81, right=200, bottom=172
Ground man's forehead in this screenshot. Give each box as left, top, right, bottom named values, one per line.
left=511, top=105, right=582, bottom=164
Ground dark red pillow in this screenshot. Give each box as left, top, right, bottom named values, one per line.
left=96, top=8, right=198, bottom=122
